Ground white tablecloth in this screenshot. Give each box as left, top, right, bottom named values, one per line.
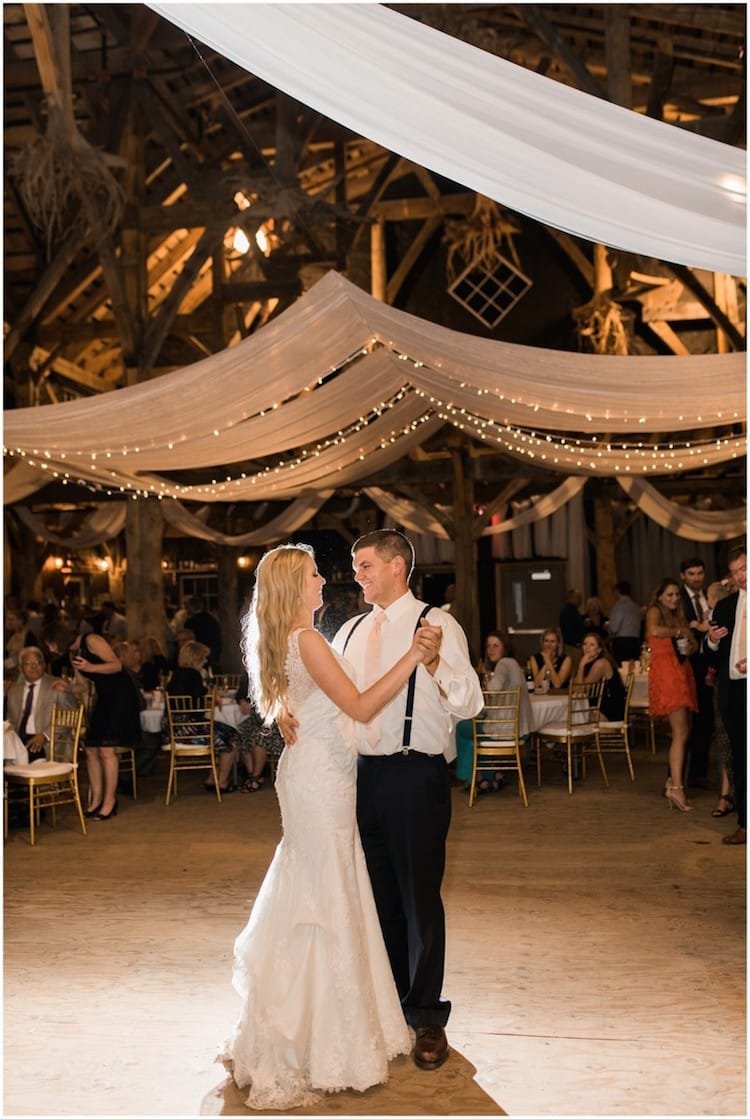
left=4, top=722, right=29, bottom=765
left=619, top=670, right=649, bottom=708
left=529, top=694, right=569, bottom=733
left=140, top=701, right=244, bottom=734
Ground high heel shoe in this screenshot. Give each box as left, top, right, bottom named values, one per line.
left=711, top=795, right=735, bottom=818
left=84, top=802, right=103, bottom=818
left=665, top=785, right=694, bottom=812
left=93, top=800, right=118, bottom=821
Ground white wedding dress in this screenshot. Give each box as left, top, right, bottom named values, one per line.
left=220, top=629, right=410, bottom=1110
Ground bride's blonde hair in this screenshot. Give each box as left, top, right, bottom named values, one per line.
left=242, top=543, right=314, bottom=722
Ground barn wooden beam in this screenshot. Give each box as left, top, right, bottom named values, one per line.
left=372, top=194, right=474, bottom=220
left=23, top=3, right=66, bottom=107
left=647, top=320, right=691, bottom=356
left=646, top=37, right=675, bottom=119
left=386, top=215, right=442, bottom=304
left=668, top=264, right=745, bottom=349
left=545, top=228, right=594, bottom=286
left=604, top=6, right=632, bottom=108
left=5, top=232, right=83, bottom=360
left=512, top=4, right=607, bottom=99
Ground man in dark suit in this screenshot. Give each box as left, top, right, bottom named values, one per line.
left=707, top=546, right=747, bottom=846
left=679, top=557, right=713, bottom=788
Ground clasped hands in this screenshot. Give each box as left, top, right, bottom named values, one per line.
left=413, top=619, right=442, bottom=672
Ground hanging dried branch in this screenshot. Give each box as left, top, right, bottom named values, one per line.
left=12, top=102, right=124, bottom=258
left=444, top=195, right=520, bottom=281
left=572, top=294, right=632, bottom=355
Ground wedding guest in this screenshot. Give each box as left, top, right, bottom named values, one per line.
left=645, top=579, right=698, bottom=813
left=455, top=629, right=532, bottom=792
left=185, top=595, right=221, bottom=670
left=5, top=647, right=75, bottom=760
left=167, top=640, right=237, bottom=793
left=679, top=557, right=714, bottom=789
left=608, top=581, right=642, bottom=665
left=583, top=596, right=608, bottom=639
left=527, top=628, right=572, bottom=691
left=234, top=671, right=284, bottom=793
left=574, top=633, right=626, bottom=722
left=707, top=546, right=747, bottom=845
left=559, top=589, right=585, bottom=656
left=704, top=581, right=734, bottom=820
left=69, top=629, right=142, bottom=820
left=138, top=634, right=170, bottom=692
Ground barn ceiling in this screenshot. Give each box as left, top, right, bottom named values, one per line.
left=3, top=3, right=746, bottom=507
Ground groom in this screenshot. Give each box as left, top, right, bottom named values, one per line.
left=333, top=530, right=483, bottom=1070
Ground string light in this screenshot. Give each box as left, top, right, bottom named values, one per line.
left=4, top=340, right=745, bottom=494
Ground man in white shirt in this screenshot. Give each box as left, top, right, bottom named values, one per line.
left=333, top=530, right=483, bottom=1071
left=707, top=546, right=747, bottom=845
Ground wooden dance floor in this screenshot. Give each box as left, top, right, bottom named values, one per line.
left=4, top=742, right=745, bottom=1116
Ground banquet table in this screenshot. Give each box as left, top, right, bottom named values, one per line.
left=140, top=698, right=244, bottom=734
left=529, top=692, right=569, bottom=733
left=619, top=669, right=649, bottom=708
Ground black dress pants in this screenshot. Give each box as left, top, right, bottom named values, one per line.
left=357, top=751, right=452, bottom=1029
left=723, top=679, right=747, bottom=829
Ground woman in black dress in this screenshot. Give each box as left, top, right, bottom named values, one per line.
left=70, top=630, right=142, bottom=820
left=574, top=632, right=626, bottom=721
left=527, top=628, right=573, bottom=691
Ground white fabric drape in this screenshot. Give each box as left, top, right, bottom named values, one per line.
left=150, top=2, right=745, bottom=275
left=364, top=487, right=450, bottom=539
left=14, top=504, right=128, bottom=548
left=480, top=477, right=587, bottom=535
left=160, top=492, right=332, bottom=545
left=4, top=273, right=745, bottom=503
left=617, top=476, right=746, bottom=542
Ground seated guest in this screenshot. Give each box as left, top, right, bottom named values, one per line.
left=184, top=595, right=221, bottom=671
left=167, top=640, right=237, bottom=793
left=139, top=634, right=170, bottom=692
left=455, top=630, right=532, bottom=792
left=479, top=630, right=533, bottom=738
left=234, top=671, right=284, bottom=793
left=527, top=628, right=572, bottom=691
left=5, top=647, right=75, bottom=761
left=583, top=596, right=609, bottom=639
left=574, top=633, right=626, bottom=722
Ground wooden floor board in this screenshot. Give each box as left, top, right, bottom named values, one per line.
left=4, top=746, right=745, bottom=1116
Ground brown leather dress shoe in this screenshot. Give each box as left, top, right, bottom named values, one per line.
left=722, top=827, right=747, bottom=846
left=414, top=1026, right=449, bottom=1070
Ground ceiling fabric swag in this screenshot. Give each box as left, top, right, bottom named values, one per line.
left=160, top=492, right=333, bottom=545
left=4, top=274, right=745, bottom=502
left=364, top=487, right=451, bottom=539
left=617, top=477, right=746, bottom=542
left=481, top=476, right=588, bottom=535
left=14, top=503, right=128, bottom=548
left=149, top=3, right=745, bottom=275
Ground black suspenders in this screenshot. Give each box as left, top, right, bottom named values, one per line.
left=342, top=605, right=433, bottom=754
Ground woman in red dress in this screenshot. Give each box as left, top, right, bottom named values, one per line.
left=646, top=579, right=698, bottom=812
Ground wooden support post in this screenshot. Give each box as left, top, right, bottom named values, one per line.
left=593, top=499, right=618, bottom=613
left=371, top=220, right=387, bottom=302
left=449, top=443, right=480, bottom=660
left=216, top=546, right=243, bottom=673
left=124, top=499, right=168, bottom=643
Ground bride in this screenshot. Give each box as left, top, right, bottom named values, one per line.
left=220, top=543, right=440, bottom=1109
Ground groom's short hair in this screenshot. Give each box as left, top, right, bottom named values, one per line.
left=352, top=530, right=414, bottom=580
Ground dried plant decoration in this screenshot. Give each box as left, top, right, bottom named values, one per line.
left=573, top=294, right=631, bottom=355
left=12, top=100, right=125, bottom=258
left=444, top=195, right=521, bottom=283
